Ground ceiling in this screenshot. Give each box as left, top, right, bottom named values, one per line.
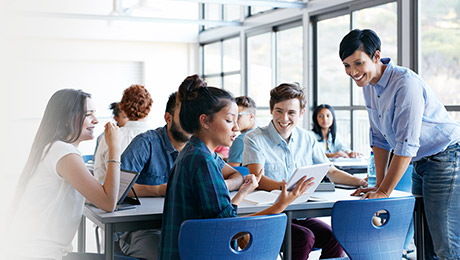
left=1, top=0, right=307, bottom=42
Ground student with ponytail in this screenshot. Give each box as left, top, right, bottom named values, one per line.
left=159, top=75, right=313, bottom=260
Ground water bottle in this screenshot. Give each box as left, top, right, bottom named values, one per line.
left=367, top=151, right=377, bottom=187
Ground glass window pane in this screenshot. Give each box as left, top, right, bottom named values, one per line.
left=204, top=3, right=222, bottom=30
left=448, top=111, right=460, bottom=123
left=205, top=76, right=222, bottom=88
left=254, top=109, right=272, bottom=128
left=223, top=74, right=241, bottom=97
left=223, top=37, right=240, bottom=72
left=353, top=2, right=398, bottom=61
left=317, top=15, right=351, bottom=106
left=277, top=26, right=303, bottom=85
left=204, top=42, right=221, bottom=75
left=352, top=2, right=397, bottom=106
left=334, top=110, right=351, bottom=150
left=224, top=5, right=241, bottom=21
left=248, top=33, right=272, bottom=108
left=353, top=110, right=371, bottom=155
left=420, top=0, right=460, bottom=105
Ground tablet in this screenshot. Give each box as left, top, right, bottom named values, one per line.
left=116, top=169, right=141, bottom=210
left=286, top=163, right=332, bottom=192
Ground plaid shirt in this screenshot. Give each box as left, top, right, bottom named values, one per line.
left=159, top=136, right=238, bottom=260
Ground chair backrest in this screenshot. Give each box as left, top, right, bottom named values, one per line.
left=179, top=213, right=287, bottom=260
left=332, top=196, right=415, bottom=260
left=233, top=166, right=250, bottom=177
left=82, top=154, right=94, bottom=163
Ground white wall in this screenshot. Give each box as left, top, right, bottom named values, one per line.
left=0, top=33, right=198, bottom=238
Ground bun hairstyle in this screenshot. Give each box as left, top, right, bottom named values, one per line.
left=178, top=74, right=234, bottom=134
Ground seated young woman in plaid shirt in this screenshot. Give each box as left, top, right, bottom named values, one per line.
left=159, top=75, right=314, bottom=260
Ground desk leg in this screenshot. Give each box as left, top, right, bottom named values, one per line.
left=284, top=211, right=292, bottom=260
left=414, top=197, right=425, bottom=260
left=78, top=216, right=86, bottom=253
left=105, top=224, right=114, bottom=260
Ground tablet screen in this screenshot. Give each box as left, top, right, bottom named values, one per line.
left=286, top=163, right=332, bottom=192
left=117, top=169, right=140, bottom=204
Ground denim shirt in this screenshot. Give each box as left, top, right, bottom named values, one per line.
left=311, top=131, right=349, bottom=154
left=121, top=126, right=178, bottom=185
left=363, top=58, right=460, bottom=161
left=243, top=121, right=329, bottom=181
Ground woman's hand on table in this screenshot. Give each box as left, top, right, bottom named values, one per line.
left=360, top=189, right=389, bottom=200
left=350, top=186, right=377, bottom=196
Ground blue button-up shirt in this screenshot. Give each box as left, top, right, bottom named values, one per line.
left=243, top=121, right=329, bottom=181
left=311, top=131, right=349, bottom=154
left=364, top=58, right=460, bottom=161
left=121, top=126, right=178, bottom=185
left=159, top=136, right=236, bottom=260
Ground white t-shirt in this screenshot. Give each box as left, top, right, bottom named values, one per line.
left=93, top=120, right=150, bottom=183
left=9, top=141, right=83, bottom=260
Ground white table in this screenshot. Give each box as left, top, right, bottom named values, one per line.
left=78, top=189, right=419, bottom=260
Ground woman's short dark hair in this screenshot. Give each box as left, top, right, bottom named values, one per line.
left=178, top=74, right=234, bottom=134
left=339, top=29, right=381, bottom=61
left=270, top=83, right=306, bottom=111
left=312, top=104, right=337, bottom=143
left=119, top=84, right=153, bottom=120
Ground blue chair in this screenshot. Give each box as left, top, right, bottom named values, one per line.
left=178, top=213, right=287, bottom=260
left=82, top=154, right=94, bottom=163
left=331, top=197, right=415, bottom=260
left=395, top=164, right=413, bottom=193
left=233, top=166, right=250, bottom=177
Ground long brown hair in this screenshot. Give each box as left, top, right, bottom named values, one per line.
left=12, top=89, right=91, bottom=210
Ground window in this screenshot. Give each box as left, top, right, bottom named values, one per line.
left=277, top=26, right=303, bottom=86
left=420, top=0, right=460, bottom=121
left=248, top=32, right=272, bottom=108
left=317, top=15, right=351, bottom=107
left=247, top=25, right=303, bottom=127
left=202, top=37, right=241, bottom=96
left=313, top=1, right=398, bottom=154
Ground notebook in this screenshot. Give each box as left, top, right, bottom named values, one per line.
left=244, top=163, right=332, bottom=205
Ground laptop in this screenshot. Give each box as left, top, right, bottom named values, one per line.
left=115, top=169, right=141, bottom=211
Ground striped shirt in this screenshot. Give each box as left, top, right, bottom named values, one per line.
left=159, top=136, right=237, bottom=260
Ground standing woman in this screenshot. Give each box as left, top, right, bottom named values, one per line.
left=311, top=104, right=360, bottom=158
left=159, top=75, right=313, bottom=260
left=340, top=29, right=460, bottom=259
left=7, top=89, right=122, bottom=260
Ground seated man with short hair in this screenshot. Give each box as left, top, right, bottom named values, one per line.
left=243, top=83, right=367, bottom=260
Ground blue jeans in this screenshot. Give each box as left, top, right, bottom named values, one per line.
left=412, top=143, right=460, bottom=260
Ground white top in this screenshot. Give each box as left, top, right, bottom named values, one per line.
left=9, top=141, right=83, bottom=259
left=94, top=120, right=150, bottom=183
